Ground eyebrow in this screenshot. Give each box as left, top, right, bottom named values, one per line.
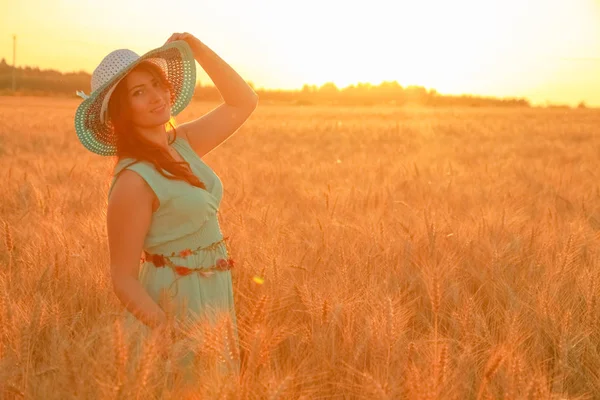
left=129, top=78, right=159, bottom=93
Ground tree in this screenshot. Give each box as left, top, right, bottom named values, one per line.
left=302, top=84, right=317, bottom=93
left=0, top=58, right=8, bottom=73
left=319, top=82, right=339, bottom=93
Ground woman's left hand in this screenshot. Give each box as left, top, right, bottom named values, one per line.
left=164, top=32, right=200, bottom=50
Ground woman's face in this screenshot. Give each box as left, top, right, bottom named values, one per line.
left=123, top=67, right=171, bottom=128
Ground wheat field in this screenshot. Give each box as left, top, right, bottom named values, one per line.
left=0, top=96, right=599, bottom=399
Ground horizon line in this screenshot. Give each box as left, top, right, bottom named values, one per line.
left=2, top=58, right=595, bottom=107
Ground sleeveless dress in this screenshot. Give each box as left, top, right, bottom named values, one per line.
left=107, top=135, right=240, bottom=381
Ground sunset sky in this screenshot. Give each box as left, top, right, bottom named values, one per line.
left=1, top=0, right=599, bottom=106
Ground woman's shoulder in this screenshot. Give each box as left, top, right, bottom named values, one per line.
left=112, top=157, right=156, bottom=177
left=110, top=157, right=161, bottom=192
left=108, top=157, right=168, bottom=203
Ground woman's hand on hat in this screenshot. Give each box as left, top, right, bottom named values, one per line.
left=164, top=32, right=199, bottom=48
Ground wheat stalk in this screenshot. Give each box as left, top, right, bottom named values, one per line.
left=251, top=294, right=269, bottom=326
left=24, top=297, right=43, bottom=356
left=3, top=220, right=14, bottom=253
left=437, top=342, right=448, bottom=389
left=4, top=383, right=25, bottom=398
left=476, top=349, right=505, bottom=400
left=361, top=370, right=388, bottom=400
left=63, top=346, right=80, bottom=397
left=239, top=326, right=267, bottom=399
left=224, top=316, right=240, bottom=375
left=134, top=331, right=159, bottom=398
left=294, top=284, right=313, bottom=313
left=195, top=316, right=228, bottom=373
left=385, top=296, right=394, bottom=346
left=4, top=220, right=14, bottom=282
left=585, top=273, right=597, bottom=326
left=322, top=298, right=330, bottom=325
left=269, top=374, right=293, bottom=400
left=506, top=355, right=521, bottom=400
left=112, top=319, right=128, bottom=386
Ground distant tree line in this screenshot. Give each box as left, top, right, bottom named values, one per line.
left=0, top=58, right=580, bottom=108
left=0, top=58, right=90, bottom=95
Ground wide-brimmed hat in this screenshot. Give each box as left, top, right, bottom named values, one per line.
left=74, top=40, right=196, bottom=156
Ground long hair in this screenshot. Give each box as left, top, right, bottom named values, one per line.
left=107, top=61, right=206, bottom=190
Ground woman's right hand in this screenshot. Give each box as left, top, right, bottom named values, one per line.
left=153, top=318, right=185, bottom=359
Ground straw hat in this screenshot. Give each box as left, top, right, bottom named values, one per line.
left=74, top=40, right=196, bottom=156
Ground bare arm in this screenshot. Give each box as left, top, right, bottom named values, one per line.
left=164, top=33, right=258, bottom=158
left=107, top=170, right=167, bottom=329
left=187, top=36, right=258, bottom=108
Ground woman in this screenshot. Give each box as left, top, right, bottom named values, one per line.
left=74, top=32, right=258, bottom=379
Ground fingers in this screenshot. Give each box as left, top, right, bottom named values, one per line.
left=164, top=32, right=192, bottom=45
left=164, top=33, right=177, bottom=45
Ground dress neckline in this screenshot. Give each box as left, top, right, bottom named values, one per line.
left=169, top=143, right=186, bottom=164
left=172, top=136, right=205, bottom=166
left=171, top=137, right=219, bottom=204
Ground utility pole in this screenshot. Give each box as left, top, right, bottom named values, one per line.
left=12, top=35, right=16, bottom=92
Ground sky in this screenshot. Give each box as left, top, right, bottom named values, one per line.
left=1, top=0, right=599, bottom=106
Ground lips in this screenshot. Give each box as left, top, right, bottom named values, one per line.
left=151, top=104, right=166, bottom=113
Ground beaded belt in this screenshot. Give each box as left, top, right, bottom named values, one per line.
left=140, top=236, right=235, bottom=278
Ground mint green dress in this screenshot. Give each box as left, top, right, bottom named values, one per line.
left=107, top=135, right=239, bottom=380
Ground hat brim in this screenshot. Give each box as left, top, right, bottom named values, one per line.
left=74, top=40, right=196, bottom=156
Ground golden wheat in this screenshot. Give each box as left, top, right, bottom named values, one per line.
left=1, top=96, right=600, bottom=398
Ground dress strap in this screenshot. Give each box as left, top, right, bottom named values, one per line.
left=108, top=159, right=170, bottom=209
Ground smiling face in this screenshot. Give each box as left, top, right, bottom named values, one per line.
left=123, top=64, right=172, bottom=128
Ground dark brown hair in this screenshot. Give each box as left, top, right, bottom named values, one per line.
left=107, top=61, right=205, bottom=190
